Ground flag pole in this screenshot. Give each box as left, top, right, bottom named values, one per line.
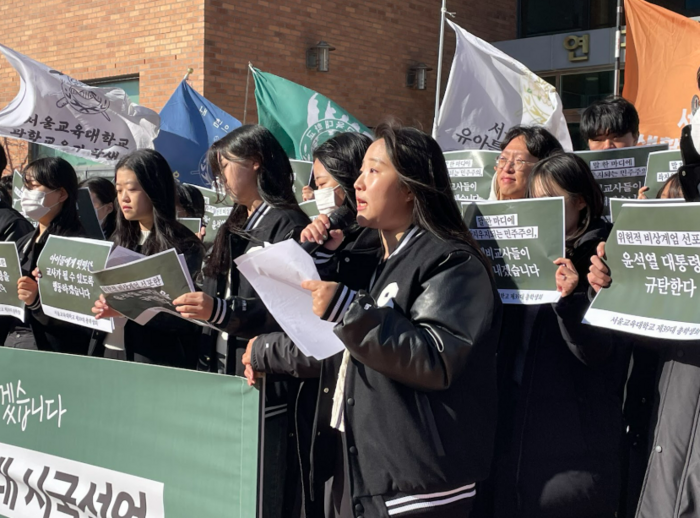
left=431, top=0, right=448, bottom=139
left=613, top=0, right=623, bottom=97
left=244, top=63, right=253, bottom=125
left=183, top=67, right=194, bottom=81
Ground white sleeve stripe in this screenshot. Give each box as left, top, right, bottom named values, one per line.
left=338, top=290, right=356, bottom=320
left=385, top=483, right=476, bottom=507
left=387, top=490, right=475, bottom=515
left=327, top=285, right=349, bottom=322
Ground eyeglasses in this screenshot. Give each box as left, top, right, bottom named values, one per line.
left=496, top=156, right=537, bottom=171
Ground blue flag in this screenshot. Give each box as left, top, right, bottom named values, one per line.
left=154, top=81, right=241, bottom=186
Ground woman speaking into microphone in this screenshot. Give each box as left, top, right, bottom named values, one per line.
left=301, top=123, right=501, bottom=518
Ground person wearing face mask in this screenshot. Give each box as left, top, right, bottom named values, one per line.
left=474, top=153, right=629, bottom=518
left=1, top=158, right=91, bottom=353
left=172, top=125, right=309, bottom=518
left=175, top=182, right=207, bottom=241
left=489, top=125, right=564, bottom=201
left=79, top=177, right=117, bottom=239
left=237, top=132, right=374, bottom=518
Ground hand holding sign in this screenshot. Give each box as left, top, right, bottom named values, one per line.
left=173, top=291, right=214, bottom=320
left=17, top=274, right=38, bottom=306
left=553, top=257, right=579, bottom=297
left=588, top=242, right=611, bottom=293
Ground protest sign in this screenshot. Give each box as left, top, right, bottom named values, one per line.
left=0, top=346, right=259, bottom=518
left=0, top=243, right=24, bottom=321
left=186, top=184, right=232, bottom=245
left=290, top=159, right=313, bottom=204
left=444, top=150, right=499, bottom=201
left=0, top=44, right=159, bottom=165
left=76, top=187, right=105, bottom=240
left=575, top=144, right=668, bottom=212
left=643, top=150, right=683, bottom=199
left=609, top=197, right=684, bottom=223
left=463, top=198, right=565, bottom=304
left=299, top=200, right=320, bottom=219
left=585, top=203, right=700, bottom=340
left=36, top=236, right=114, bottom=332
left=11, top=170, right=23, bottom=215
left=93, top=249, right=199, bottom=326
left=178, top=217, right=202, bottom=234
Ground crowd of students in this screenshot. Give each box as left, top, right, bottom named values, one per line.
left=0, top=94, right=692, bottom=518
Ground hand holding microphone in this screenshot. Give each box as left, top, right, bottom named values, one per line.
left=300, top=206, right=355, bottom=254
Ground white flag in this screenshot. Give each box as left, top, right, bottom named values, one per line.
left=436, top=21, right=572, bottom=153
left=0, top=44, right=160, bottom=165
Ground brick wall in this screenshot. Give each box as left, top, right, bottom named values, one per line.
left=0, top=0, right=517, bottom=174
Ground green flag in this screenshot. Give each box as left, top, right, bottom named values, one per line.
left=252, top=66, right=372, bottom=160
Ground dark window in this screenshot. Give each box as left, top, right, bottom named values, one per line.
left=520, top=0, right=615, bottom=37
left=561, top=70, right=615, bottom=110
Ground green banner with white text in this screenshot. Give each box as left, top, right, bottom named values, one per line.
left=0, top=348, right=259, bottom=518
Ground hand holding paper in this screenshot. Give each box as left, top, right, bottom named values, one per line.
left=235, top=239, right=346, bottom=360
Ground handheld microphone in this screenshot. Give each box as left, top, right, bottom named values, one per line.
left=301, top=205, right=356, bottom=255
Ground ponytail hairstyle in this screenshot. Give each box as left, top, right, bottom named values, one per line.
left=204, top=124, right=302, bottom=277
left=23, top=157, right=84, bottom=244
left=373, top=121, right=482, bottom=251
left=112, top=149, right=202, bottom=256
left=528, top=152, right=604, bottom=251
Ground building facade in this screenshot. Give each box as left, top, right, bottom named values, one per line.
left=0, top=0, right=517, bottom=176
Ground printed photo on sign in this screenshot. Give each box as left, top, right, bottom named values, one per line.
left=444, top=150, right=499, bottom=201
left=0, top=243, right=25, bottom=322
left=462, top=197, right=565, bottom=304
left=585, top=203, right=700, bottom=340
left=575, top=144, right=669, bottom=215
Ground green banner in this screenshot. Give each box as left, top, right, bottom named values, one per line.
left=462, top=198, right=565, bottom=304
left=585, top=202, right=700, bottom=339
left=0, top=347, right=259, bottom=518
left=93, top=249, right=200, bottom=326
left=643, top=149, right=682, bottom=199
left=290, top=160, right=313, bottom=204
left=0, top=242, right=24, bottom=322
left=177, top=217, right=202, bottom=235
left=575, top=144, right=668, bottom=212
left=444, top=150, right=498, bottom=201
left=609, top=197, right=684, bottom=223
left=185, top=184, right=232, bottom=245
left=37, top=236, right=114, bottom=332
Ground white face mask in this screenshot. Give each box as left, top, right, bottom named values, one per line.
left=315, top=185, right=340, bottom=215
left=21, top=188, right=58, bottom=221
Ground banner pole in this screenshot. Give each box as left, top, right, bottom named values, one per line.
left=613, top=0, right=623, bottom=96
left=244, top=63, right=253, bottom=125
left=431, top=0, right=448, bottom=139
left=257, top=374, right=266, bottom=518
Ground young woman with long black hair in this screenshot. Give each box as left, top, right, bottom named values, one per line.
left=172, top=124, right=309, bottom=518
left=79, top=176, right=117, bottom=239
left=91, top=149, right=204, bottom=368
left=236, top=131, right=374, bottom=518
left=475, top=153, right=629, bottom=518
left=292, top=123, right=501, bottom=518
left=2, top=157, right=90, bottom=353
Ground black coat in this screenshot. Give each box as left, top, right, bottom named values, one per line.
left=3, top=228, right=93, bottom=355
left=477, top=219, right=630, bottom=518
left=0, top=200, right=34, bottom=242
left=256, top=226, right=501, bottom=517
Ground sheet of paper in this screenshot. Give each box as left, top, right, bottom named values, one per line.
left=235, top=239, right=346, bottom=360
left=105, top=246, right=145, bottom=269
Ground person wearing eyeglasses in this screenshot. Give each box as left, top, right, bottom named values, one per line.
left=489, top=126, right=564, bottom=201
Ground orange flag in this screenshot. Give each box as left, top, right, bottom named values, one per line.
left=623, top=0, right=700, bottom=149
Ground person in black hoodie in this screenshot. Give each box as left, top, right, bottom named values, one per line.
left=91, top=149, right=204, bottom=368
left=2, top=157, right=91, bottom=353
left=240, top=131, right=375, bottom=518
left=475, top=153, right=630, bottom=518
left=294, top=122, right=501, bottom=517
left=172, top=124, right=309, bottom=518
left=79, top=176, right=117, bottom=239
